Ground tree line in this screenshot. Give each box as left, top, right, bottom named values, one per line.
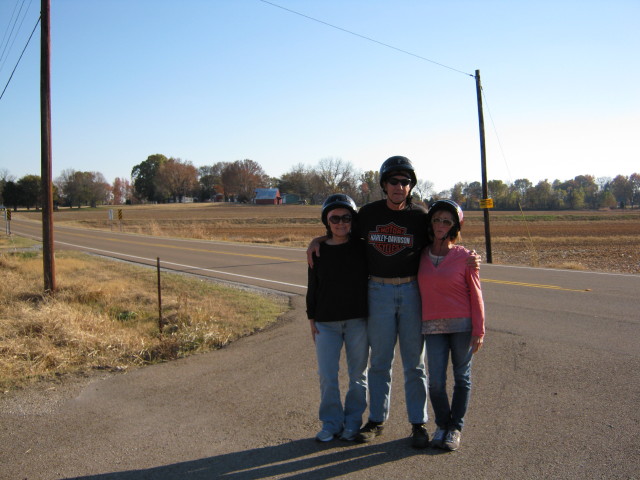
left=0, top=155, right=638, bottom=210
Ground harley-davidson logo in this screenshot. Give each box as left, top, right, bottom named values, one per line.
left=368, top=222, right=413, bottom=256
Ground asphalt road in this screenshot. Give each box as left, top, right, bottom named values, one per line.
left=1, top=218, right=639, bottom=479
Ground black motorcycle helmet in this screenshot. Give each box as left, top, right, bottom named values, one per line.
left=321, top=193, right=357, bottom=227
left=379, top=155, right=417, bottom=190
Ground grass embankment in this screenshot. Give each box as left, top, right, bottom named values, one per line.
left=0, top=238, right=289, bottom=391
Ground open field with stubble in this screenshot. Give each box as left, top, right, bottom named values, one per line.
left=23, top=202, right=640, bottom=275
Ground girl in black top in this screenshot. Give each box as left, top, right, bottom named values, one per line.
left=306, top=194, right=368, bottom=442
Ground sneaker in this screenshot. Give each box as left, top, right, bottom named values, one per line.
left=411, top=423, right=429, bottom=449
left=339, top=429, right=358, bottom=441
left=430, top=427, right=447, bottom=449
left=315, top=430, right=335, bottom=442
left=356, top=421, right=384, bottom=443
left=443, top=428, right=461, bottom=451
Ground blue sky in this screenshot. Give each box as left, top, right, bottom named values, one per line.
left=0, top=0, right=638, bottom=193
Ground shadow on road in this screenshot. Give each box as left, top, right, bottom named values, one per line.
left=67, top=438, right=445, bottom=479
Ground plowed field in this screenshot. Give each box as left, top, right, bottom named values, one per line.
left=20, top=203, right=640, bottom=275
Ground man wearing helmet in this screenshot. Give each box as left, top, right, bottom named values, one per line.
left=354, top=155, right=431, bottom=448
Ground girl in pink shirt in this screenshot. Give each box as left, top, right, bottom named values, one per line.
left=417, top=200, right=485, bottom=451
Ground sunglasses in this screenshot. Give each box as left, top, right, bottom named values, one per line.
left=387, top=177, right=411, bottom=187
left=328, top=214, right=353, bottom=224
left=431, top=217, right=455, bottom=227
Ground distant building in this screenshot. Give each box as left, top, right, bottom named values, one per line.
left=254, top=188, right=282, bottom=205
left=282, top=193, right=302, bottom=205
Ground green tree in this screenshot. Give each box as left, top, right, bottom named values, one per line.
left=599, top=190, right=617, bottom=209
left=17, top=175, right=42, bottom=210
left=611, top=175, right=632, bottom=208
left=487, top=180, right=509, bottom=209
left=277, top=164, right=316, bottom=203
left=450, top=182, right=466, bottom=206
left=131, top=154, right=168, bottom=202
left=629, top=173, right=640, bottom=208
left=2, top=181, right=20, bottom=210
left=511, top=178, right=533, bottom=208
left=356, top=170, right=382, bottom=205
left=573, top=175, right=598, bottom=208
left=463, top=181, right=482, bottom=210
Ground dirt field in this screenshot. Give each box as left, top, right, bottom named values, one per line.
left=16, top=203, right=640, bottom=274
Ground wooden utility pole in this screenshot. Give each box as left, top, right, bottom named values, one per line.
left=475, top=69, right=492, bottom=263
left=41, top=0, right=56, bottom=292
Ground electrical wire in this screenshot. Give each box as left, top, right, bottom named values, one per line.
left=0, top=15, right=39, bottom=102
left=259, top=0, right=474, bottom=78
left=481, top=86, right=539, bottom=265
left=0, top=0, right=33, bottom=75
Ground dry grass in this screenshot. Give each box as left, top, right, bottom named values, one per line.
left=0, top=247, right=289, bottom=391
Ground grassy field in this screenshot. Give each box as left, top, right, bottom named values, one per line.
left=0, top=241, right=289, bottom=391
left=13, top=202, right=640, bottom=274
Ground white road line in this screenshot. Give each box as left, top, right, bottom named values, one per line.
left=56, top=241, right=308, bottom=290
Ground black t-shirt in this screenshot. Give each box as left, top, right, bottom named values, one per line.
left=357, top=200, right=428, bottom=278
left=306, top=238, right=369, bottom=322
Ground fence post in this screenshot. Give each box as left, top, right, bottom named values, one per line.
left=157, top=257, right=163, bottom=334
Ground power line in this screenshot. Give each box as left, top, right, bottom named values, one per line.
left=259, top=0, right=474, bottom=78
left=0, top=15, right=39, bottom=102
left=0, top=0, right=33, bottom=74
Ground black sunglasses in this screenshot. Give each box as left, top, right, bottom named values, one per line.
left=328, top=214, right=353, bottom=224
left=387, top=177, right=411, bottom=187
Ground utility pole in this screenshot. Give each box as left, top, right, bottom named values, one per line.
left=475, top=69, right=492, bottom=263
left=41, top=0, right=56, bottom=292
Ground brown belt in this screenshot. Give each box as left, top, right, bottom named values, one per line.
left=369, top=275, right=417, bottom=285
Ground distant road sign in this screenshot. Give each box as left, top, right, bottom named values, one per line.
left=479, top=198, right=494, bottom=209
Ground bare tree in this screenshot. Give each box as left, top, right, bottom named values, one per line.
left=412, top=179, right=434, bottom=204
left=315, top=157, right=359, bottom=199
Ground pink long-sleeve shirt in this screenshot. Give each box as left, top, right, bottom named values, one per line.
left=418, top=244, right=485, bottom=337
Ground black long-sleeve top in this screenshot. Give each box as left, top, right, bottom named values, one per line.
left=306, top=238, right=368, bottom=322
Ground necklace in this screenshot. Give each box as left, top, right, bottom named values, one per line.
left=429, top=249, right=445, bottom=267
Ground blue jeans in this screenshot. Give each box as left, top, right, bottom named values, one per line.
left=314, top=318, right=368, bottom=433
left=424, top=331, right=474, bottom=431
left=367, top=280, right=427, bottom=424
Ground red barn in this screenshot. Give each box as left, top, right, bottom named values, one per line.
left=254, top=188, right=282, bottom=205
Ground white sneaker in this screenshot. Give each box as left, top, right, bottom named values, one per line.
left=443, top=428, right=461, bottom=451
left=315, top=430, right=335, bottom=442
left=339, top=429, right=358, bottom=441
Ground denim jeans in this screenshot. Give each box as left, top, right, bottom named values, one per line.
left=424, top=331, right=473, bottom=431
left=367, top=280, right=428, bottom=424
left=314, top=318, right=368, bottom=433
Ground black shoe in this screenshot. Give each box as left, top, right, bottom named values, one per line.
left=411, top=423, right=429, bottom=449
left=356, top=421, right=384, bottom=443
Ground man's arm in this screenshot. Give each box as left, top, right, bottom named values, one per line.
left=306, top=235, right=328, bottom=267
